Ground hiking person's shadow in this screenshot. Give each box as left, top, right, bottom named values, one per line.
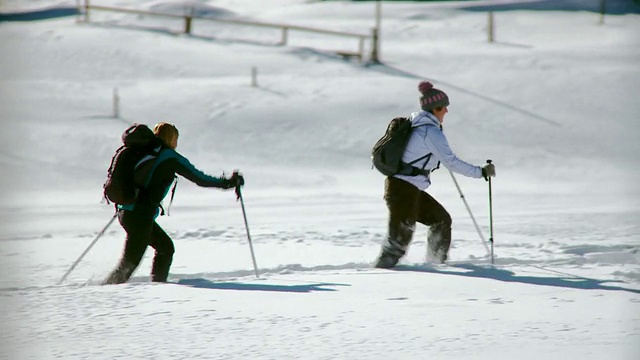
left=393, top=263, right=640, bottom=294
left=175, top=278, right=348, bottom=293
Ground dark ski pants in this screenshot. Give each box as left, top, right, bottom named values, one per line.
left=103, top=209, right=175, bottom=284
left=380, top=176, right=452, bottom=263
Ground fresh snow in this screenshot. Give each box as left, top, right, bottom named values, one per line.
left=1, top=0, right=639, bottom=359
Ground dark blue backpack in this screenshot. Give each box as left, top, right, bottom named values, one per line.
left=103, top=124, right=160, bottom=205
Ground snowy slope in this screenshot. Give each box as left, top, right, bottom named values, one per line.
left=1, top=0, right=639, bottom=359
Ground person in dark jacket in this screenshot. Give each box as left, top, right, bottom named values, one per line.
left=103, top=122, right=243, bottom=284
left=374, top=82, right=495, bottom=269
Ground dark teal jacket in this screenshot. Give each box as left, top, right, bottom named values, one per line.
left=120, top=146, right=227, bottom=217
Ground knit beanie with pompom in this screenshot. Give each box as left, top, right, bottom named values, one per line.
left=418, top=81, right=449, bottom=111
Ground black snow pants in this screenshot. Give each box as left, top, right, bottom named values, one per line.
left=103, top=209, right=175, bottom=284
left=379, top=176, right=452, bottom=266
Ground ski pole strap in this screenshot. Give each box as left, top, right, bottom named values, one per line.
left=166, top=176, right=178, bottom=215
left=235, top=184, right=241, bottom=201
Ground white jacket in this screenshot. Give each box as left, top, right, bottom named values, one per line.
left=394, top=111, right=482, bottom=190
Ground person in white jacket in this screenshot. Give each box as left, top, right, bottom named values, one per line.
left=374, top=81, right=496, bottom=268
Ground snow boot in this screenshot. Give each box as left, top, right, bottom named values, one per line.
left=151, top=253, right=173, bottom=282
left=427, top=222, right=451, bottom=264
left=102, top=261, right=137, bottom=285
left=375, top=250, right=401, bottom=269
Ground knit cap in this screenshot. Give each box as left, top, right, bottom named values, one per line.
left=418, top=81, right=449, bottom=111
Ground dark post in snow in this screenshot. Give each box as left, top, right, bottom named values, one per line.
left=251, top=66, right=257, bottom=87
left=113, top=88, right=120, bottom=118
left=84, top=0, right=90, bottom=22
left=599, top=0, right=606, bottom=25
left=184, top=6, right=195, bottom=34
left=369, top=1, right=382, bottom=63
left=488, top=12, right=495, bottom=42
left=280, top=27, right=289, bottom=46
left=370, top=28, right=380, bottom=63
left=184, top=16, right=192, bottom=34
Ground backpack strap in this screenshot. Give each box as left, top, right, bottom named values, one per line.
left=141, top=148, right=179, bottom=217
left=141, top=146, right=164, bottom=188
left=403, top=153, right=433, bottom=176
left=400, top=122, right=440, bottom=176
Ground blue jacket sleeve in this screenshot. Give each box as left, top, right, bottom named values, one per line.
left=172, top=152, right=226, bottom=187
left=424, top=128, right=483, bottom=179
left=142, top=149, right=227, bottom=206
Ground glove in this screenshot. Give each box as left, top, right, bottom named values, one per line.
left=232, top=172, right=245, bottom=200
left=219, top=172, right=245, bottom=189
left=219, top=178, right=235, bottom=189
left=232, top=172, right=245, bottom=187
left=481, top=163, right=496, bottom=181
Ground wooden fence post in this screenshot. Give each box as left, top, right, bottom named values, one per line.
left=488, top=12, right=494, bottom=43
left=370, top=0, right=382, bottom=63
left=370, top=27, right=380, bottom=63
left=251, top=67, right=257, bottom=87
left=113, top=88, right=120, bottom=118
left=184, top=16, right=192, bottom=34
left=280, top=27, right=288, bottom=45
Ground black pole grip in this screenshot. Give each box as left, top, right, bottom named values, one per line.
left=232, top=169, right=241, bottom=200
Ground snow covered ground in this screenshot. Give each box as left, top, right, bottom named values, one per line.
left=1, top=0, right=639, bottom=358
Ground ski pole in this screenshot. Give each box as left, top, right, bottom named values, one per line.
left=487, top=159, right=494, bottom=264
left=58, top=211, right=118, bottom=285
left=234, top=177, right=259, bottom=279
left=448, top=170, right=491, bottom=257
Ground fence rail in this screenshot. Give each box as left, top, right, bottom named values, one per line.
left=81, top=2, right=374, bottom=62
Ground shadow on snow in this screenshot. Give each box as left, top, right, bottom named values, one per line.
left=0, top=7, right=78, bottom=22
left=175, top=278, right=348, bottom=293
left=364, top=62, right=561, bottom=127
left=393, top=263, right=640, bottom=294
left=461, top=0, right=640, bottom=15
